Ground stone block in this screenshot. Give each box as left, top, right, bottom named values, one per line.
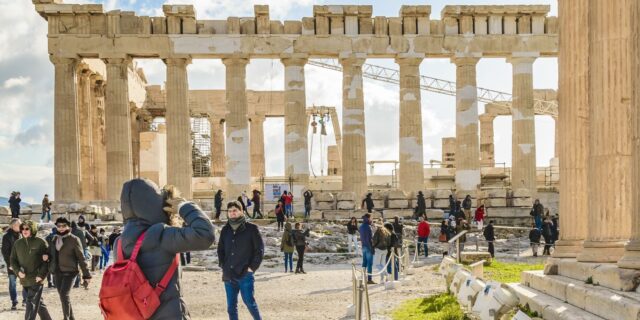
left=359, top=17, right=373, bottom=34
left=434, top=189, right=452, bottom=199
left=151, top=17, right=166, bottom=34
left=372, top=200, right=384, bottom=209
left=337, top=201, right=355, bottom=210
left=310, top=210, right=323, bottom=220
left=488, top=15, right=502, bottom=34
left=316, top=202, right=336, bottom=210
left=513, top=188, right=531, bottom=198
left=503, top=15, right=517, bottom=34
left=387, top=190, right=407, bottom=200
left=487, top=198, right=507, bottom=207
left=336, top=192, right=356, bottom=202
left=512, top=197, right=532, bottom=207
left=373, top=16, right=387, bottom=36
left=301, top=17, right=315, bottom=35
left=417, top=16, right=429, bottom=34
left=402, top=16, right=417, bottom=34
left=388, top=17, right=402, bottom=36
left=433, top=199, right=450, bottom=209
left=315, top=16, right=329, bottom=35
left=323, top=210, right=351, bottom=220
left=430, top=20, right=443, bottom=35
left=382, top=209, right=413, bottom=219
left=426, top=209, right=445, bottom=220
left=240, top=18, right=255, bottom=34
left=69, top=203, right=86, bottom=212
left=0, top=206, right=10, bottom=216
left=387, top=200, right=409, bottom=209
left=270, top=21, right=283, bottom=34
left=329, top=16, right=344, bottom=34
left=283, top=21, right=301, bottom=34
left=592, top=263, right=640, bottom=292
left=443, top=16, right=458, bottom=34
left=52, top=203, right=69, bottom=213
left=227, top=17, right=240, bottom=34
left=182, top=17, right=197, bottom=34
left=460, top=252, right=492, bottom=265
left=20, top=207, right=33, bottom=214
left=517, top=15, right=531, bottom=34
left=486, top=188, right=507, bottom=198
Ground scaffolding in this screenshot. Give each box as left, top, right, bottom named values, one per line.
left=191, top=117, right=211, bottom=177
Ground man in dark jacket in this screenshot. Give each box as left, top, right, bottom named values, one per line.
left=541, top=218, right=554, bottom=256
left=44, top=228, right=56, bottom=288
left=214, top=190, right=224, bottom=220
left=359, top=214, right=374, bottom=284
left=218, top=200, right=264, bottom=320
left=448, top=194, right=456, bottom=217
left=483, top=220, right=496, bottom=258
left=531, top=199, right=544, bottom=230
left=392, top=216, right=404, bottom=248
left=117, top=179, right=215, bottom=320
left=303, top=190, right=314, bottom=220
left=529, top=223, right=542, bottom=257
left=10, top=220, right=52, bottom=320
left=47, top=217, right=91, bottom=320
left=462, top=195, right=473, bottom=222
left=70, top=221, right=89, bottom=288
left=362, top=193, right=374, bottom=214
left=251, top=190, right=263, bottom=219
left=291, top=222, right=310, bottom=274
left=415, top=191, right=427, bottom=219
left=9, top=192, right=21, bottom=219
left=2, top=218, right=24, bottom=309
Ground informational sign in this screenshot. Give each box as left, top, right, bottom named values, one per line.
left=265, top=183, right=290, bottom=201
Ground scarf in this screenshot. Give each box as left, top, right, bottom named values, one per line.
left=55, top=230, right=72, bottom=251
left=228, top=215, right=246, bottom=231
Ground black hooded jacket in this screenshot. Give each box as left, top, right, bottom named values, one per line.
left=116, top=179, right=216, bottom=320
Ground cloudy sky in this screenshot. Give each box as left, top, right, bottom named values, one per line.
left=0, top=0, right=557, bottom=202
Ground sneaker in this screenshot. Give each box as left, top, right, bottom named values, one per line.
left=11, top=302, right=17, bottom=310
left=367, top=280, right=376, bottom=285
left=300, top=270, right=306, bottom=274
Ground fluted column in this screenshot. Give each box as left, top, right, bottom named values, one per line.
left=509, top=56, right=537, bottom=196
left=250, top=114, right=266, bottom=178
left=164, top=57, right=192, bottom=198
left=453, top=57, right=481, bottom=193
left=223, top=57, right=251, bottom=198
left=620, top=0, right=640, bottom=269
left=210, top=117, right=226, bottom=177
left=282, top=56, right=310, bottom=193
left=396, top=57, right=424, bottom=195
left=578, top=0, right=632, bottom=263
left=553, top=0, right=589, bottom=258
left=77, top=67, right=94, bottom=200
left=479, top=113, right=496, bottom=167
left=340, top=56, right=368, bottom=196
left=51, top=56, right=81, bottom=201
left=90, top=76, right=107, bottom=200
left=104, top=57, right=133, bottom=200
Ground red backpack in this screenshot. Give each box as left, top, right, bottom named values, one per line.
left=99, top=232, right=178, bottom=319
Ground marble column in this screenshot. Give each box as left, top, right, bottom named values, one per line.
left=250, top=114, right=266, bottom=178
left=210, top=117, right=226, bottom=177
left=223, top=57, right=251, bottom=198
left=479, top=113, right=496, bottom=167
left=453, top=57, right=481, bottom=193
left=104, top=58, right=133, bottom=200
left=164, top=57, right=192, bottom=198
left=577, top=0, right=632, bottom=263
left=340, top=56, right=368, bottom=197
left=620, top=0, right=640, bottom=269
left=51, top=57, right=81, bottom=201
left=90, top=76, right=107, bottom=200
left=282, top=56, right=310, bottom=193
left=553, top=116, right=559, bottom=159
left=396, top=57, right=425, bottom=194
left=509, top=56, right=537, bottom=196
left=553, top=0, right=589, bottom=258
left=77, top=67, right=94, bottom=200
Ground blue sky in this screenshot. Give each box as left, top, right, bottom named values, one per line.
left=0, top=0, right=557, bottom=202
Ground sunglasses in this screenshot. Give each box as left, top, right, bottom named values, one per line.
left=21, top=227, right=30, bottom=231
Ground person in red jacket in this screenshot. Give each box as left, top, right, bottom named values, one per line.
left=417, top=216, right=431, bottom=257
left=474, top=204, right=486, bottom=230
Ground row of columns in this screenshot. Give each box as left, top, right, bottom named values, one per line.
left=554, top=0, right=640, bottom=269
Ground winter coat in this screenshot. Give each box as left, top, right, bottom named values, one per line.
left=386, top=231, right=399, bottom=256
left=359, top=218, right=373, bottom=249
left=217, top=221, right=264, bottom=281
left=531, top=203, right=544, bottom=217
left=475, top=207, right=485, bottom=222
left=291, top=228, right=310, bottom=247
left=541, top=222, right=553, bottom=242
left=48, top=232, right=91, bottom=279
left=347, top=223, right=358, bottom=235
left=281, top=223, right=295, bottom=253
left=283, top=194, right=293, bottom=205
left=372, top=229, right=390, bottom=251
left=303, top=191, right=313, bottom=206
left=462, top=197, right=472, bottom=210
left=362, top=197, right=374, bottom=210
left=392, top=222, right=403, bottom=247
left=42, top=197, right=51, bottom=212
left=8, top=195, right=20, bottom=212
left=448, top=196, right=456, bottom=211
left=416, top=194, right=427, bottom=214
left=10, top=221, right=48, bottom=287
left=417, top=221, right=431, bottom=238
left=252, top=192, right=261, bottom=209
left=117, top=179, right=216, bottom=320
left=71, top=224, right=89, bottom=251
left=108, top=232, right=120, bottom=251
left=1, top=229, right=20, bottom=274
left=529, top=228, right=542, bottom=243
left=551, top=218, right=559, bottom=242
left=483, top=224, right=495, bottom=241
left=214, top=192, right=223, bottom=209
left=275, top=205, right=285, bottom=222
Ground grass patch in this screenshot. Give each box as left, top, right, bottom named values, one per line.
left=392, top=293, right=470, bottom=320
left=482, top=260, right=544, bottom=283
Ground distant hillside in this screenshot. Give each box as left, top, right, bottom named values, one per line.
left=0, top=197, right=31, bottom=207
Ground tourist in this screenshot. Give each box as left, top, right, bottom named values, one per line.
left=117, top=179, right=215, bottom=319
left=359, top=214, right=375, bottom=284
left=218, top=200, right=263, bottom=320
left=87, top=225, right=102, bottom=272
left=2, top=218, right=25, bottom=310
left=414, top=191, right=426, bottom=220
left=448, top=194, right=456, bottom=217
left=474, top=204, right=486, bottom=230
left=417, top=217, right=430, bottom=257
left=361, top=193, right=374, bottom=214
left=384, top=222, right=400, bottom=281
left=541, top=218, right=554, bottom=255
left=41, top=194, right=52, bottom=223
left=551, top=215, right=559, bottom=244
left=392, top=216, right=404, bottom=248
left=98, top=228, right=109, bottom=270
left=76, top=215, right=87, bottom=230
left=439, top=220, right=449, bottom=242
left=530, top=199, right=544, bottom=230
left=70, top=221, right=89, bottom=288
left=214, top=190, right=224, bottom=220
left=283, top=191, right=294, bottom=218
left=280, top=222, right=294, bottom=273
left=347, top=217, right=359, bottom=254
left=237, top=196, right=249, bottom=218
left=529, top=223, right=542, bottom=257
left=291, top=222, right=310, bottom=274
left=9, top=191, right=21, bottom=219
left=44, top=227, right=56, bottom=288
left=303, top=189, right=314, bottom=220
left=47, top=217, right=91, bottom=320
left=107, top=227, right=121, bottom=265
left=462, top=195, right=473, bottom=222
left=483, top=220, right=496, bottom=258
left=455, top=219, right=470, bottom=253
left=241, top=190, right=250, bottom=214
left=10, top=220, right=52, bottom=320
left=372, top=220, right=391, bottom=283
left=251, top=189, right=263, bottom=219
left=454, top=201, right=465, bottom=221
left=275, top=200, right=285, bottom=231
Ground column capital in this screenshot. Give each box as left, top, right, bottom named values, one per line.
left=49, top=56, right=78, bottom=66
left=102, top=56, right=133, bottom=66
left=507, top=55, right=537, bottom=65
left=281, top=56, right=308, bottom=67
left=394, top=57, right=423, bottom=66
left=451, top=56, right=480, bottom=66
left=162, top=56, right=192, bottom=67
left=479, top=113, right=496, bottom=122
left=250, top=113, right=267, bottom=122
left=339, top=56, right=366, bottom=68
left=222, top=56, right=250, bottom=67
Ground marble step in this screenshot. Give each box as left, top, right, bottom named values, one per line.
left=521, top=270, right=640, bottom=320
left=508, top=283, right=605, bottom=320
left=546, top=258, right=640, bottom=292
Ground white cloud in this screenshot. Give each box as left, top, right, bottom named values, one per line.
left=3, top=76, right=31, bottom=89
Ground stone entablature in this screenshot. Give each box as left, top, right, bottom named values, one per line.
left=33, top=2, right=557, bottom=59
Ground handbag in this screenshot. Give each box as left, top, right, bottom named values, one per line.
left=438, top=233, right=447, bottom=243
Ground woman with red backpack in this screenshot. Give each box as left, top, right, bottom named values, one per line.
left=100, top=179, right=215, bottom=320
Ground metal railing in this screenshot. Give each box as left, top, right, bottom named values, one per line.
left=447, top=230, right=468, bottom=263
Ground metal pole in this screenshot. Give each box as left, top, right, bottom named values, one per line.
left=391, top=251, right=396, bottom=282
left=363, top=270, right=371, bottom=320
left=456, top=238, right=460, bottom=263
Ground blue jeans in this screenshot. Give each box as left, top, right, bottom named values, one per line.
left=386, top=254, right=399, bottom=281
left=534, top=216, right=542, bottom=230
left=285, top=204, right=293, bottom=217
left=361, top=246, right=374, bottom=281
left=283, top=253, right=293, bottom=272
left=40, top=210, right=51, bottom=222
left=99, top=245, right=109, bottom=269
left=417, top=237, right=429, bottom=257
left=8, top=274, right=27, bottom=304
left=224, top=272, right=261, bottom=320
left=304, top=204, right=311, bottom=219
